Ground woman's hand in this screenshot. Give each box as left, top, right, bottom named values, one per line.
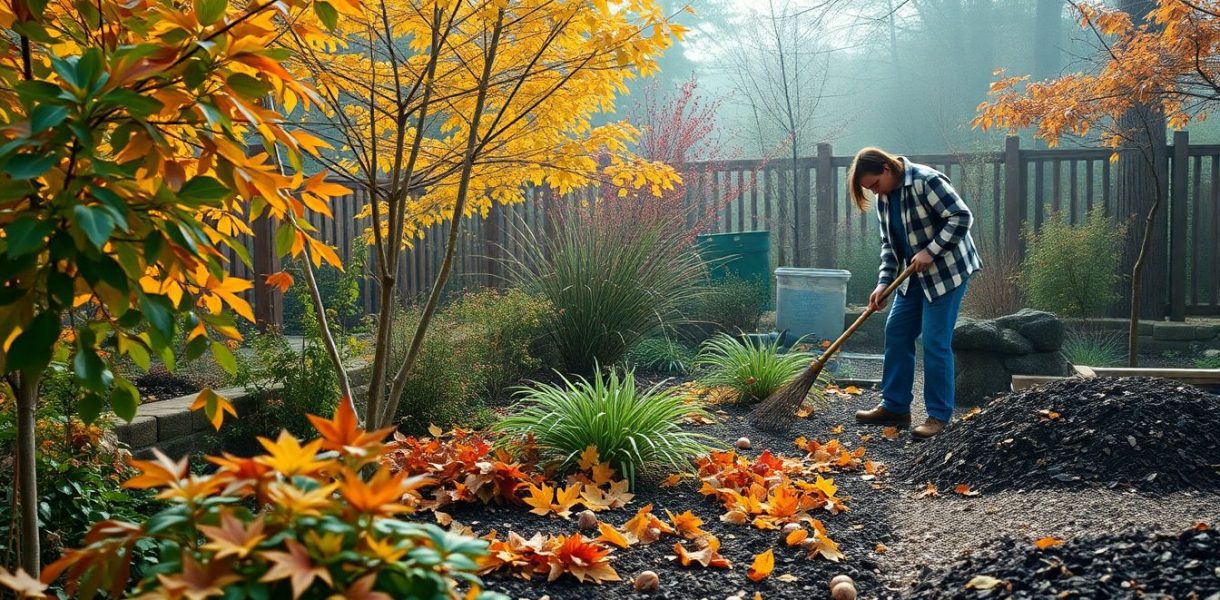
left=912, top=249, right=934, bottom=273
left=868, top=283, right=889, bottom=312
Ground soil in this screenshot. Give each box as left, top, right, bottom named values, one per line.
left=133, top=369, right=200, bottom=402
left=428, top=378, right=1220, bottom=600
left=906, top=525, right=1220, bottom=599
left=904, top=376, right=1220, bottom=495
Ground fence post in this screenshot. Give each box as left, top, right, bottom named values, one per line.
left=1003, top=136, right=1024, bottom=259
left=483, top=202, right=502, bottom=289
left=815, top=143, right=834, bottom=268
left=251, top=214, right=282, bottom=331
left=1169, top=130, right=1188, bottom=321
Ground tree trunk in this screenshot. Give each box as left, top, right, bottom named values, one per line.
left=16, top=372, right=40, bottom=576
left=1114, top=0, right=1168, bottom=325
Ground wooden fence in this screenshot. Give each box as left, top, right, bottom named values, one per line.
left=232, top=132, right=1220, bottom=326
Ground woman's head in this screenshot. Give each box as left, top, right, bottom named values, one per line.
left=848, top=147, right=904, bottom=211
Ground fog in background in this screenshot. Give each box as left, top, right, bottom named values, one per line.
left=611, top=0, right=1220, bottom=160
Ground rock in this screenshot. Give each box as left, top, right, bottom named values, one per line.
left=736, top=437, right=751, bottom=450
left=830, top=574, right=854, bottom=589
left=1204, top=349, right=1220, bottom=358
left=633, top=570, right=659, bottom=592
left=1002, top=350, right=1075, bottom=376
left=953, top=319, right=1034, bottom=354
left=831, top=582, right=857, bottom=600
left=577, top=510, right=598, bottom=530
left=996, top=309, right=1066, bottom=351
left=954, top=351, right=1011, bottom=405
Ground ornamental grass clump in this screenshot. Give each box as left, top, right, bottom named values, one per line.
left=494, top=369, right=716, bottom=484
left=695, top=334, right=828, bottom=403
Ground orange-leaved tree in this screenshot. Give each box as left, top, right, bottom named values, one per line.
left=285, top=0, right=689, bottom=430
left=975, top=0, right=1216, bottom=364
left=0, top=0, right=354, bottom=576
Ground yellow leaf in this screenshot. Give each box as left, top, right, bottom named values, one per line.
left=190, top=389, right=238, bottom=430
left=785, top=528, right=808, bottom=546
left=1034, top=536, right=1065, bottom=549
left=965, top=575, right=1005, bottom=590
left=428, top=423, right=443, bottom=437
left=578, top=445, right=600, bottom=470
left=747, top=549, right=774, bottom=582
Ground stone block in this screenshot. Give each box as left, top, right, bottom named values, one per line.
left=151, top=409, right=193, bottom=441
left=114, top=416, right=158, bottom=449
left=1003, top=351, right=1075, bottom=376
left=953, top=320, right=1033, bottom=354
left=954, top=351, right=1011, bottom=406
left=1196, top=325, right=1219, bottom=341
left=996, top=309, right=1065, bottom=352
left=1153, top=323, right=1199, bottom=341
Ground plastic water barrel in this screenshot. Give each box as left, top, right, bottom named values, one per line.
left=695, top=230, right=772, bottom=304
left=774, top=268, right=852, bottom=346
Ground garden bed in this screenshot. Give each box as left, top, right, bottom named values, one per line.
left=406, top=375, right=1220, bottom=599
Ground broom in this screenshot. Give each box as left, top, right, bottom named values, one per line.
left=748, top=262, right=919, bottom=431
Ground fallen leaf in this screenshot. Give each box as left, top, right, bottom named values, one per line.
left=427, top=423, right=443, bottom=437
left=1038, top=409, right=1061, bottom=421
left=578, top=445, right=601, bottom=471
left=874, top=542, right=888, bottom=554
left=747, top=549, right=775, bottom=582
left=660, top=474, right=683, bottom=487
left=795, top=404, right=813, bottom=418
left=785, top=528, right=808, bottom=546
left=843, top=385, right=861, bottom=395
left=964, top=575, right=1004, bottom=590
left=777, top=573, right=799, bottom=582
left=596, top=522, right=632, bottom=549
left=953, top=484, right=980, bottom=497
left=918, top=482, right=939, bottom=498
left=882, top=426, right=899, bottom=440
left=830, top=425, right=845, bottom=434
left=1034, top=536, right=1065, bottom=549
left=962, top=407, right=982, bottom=421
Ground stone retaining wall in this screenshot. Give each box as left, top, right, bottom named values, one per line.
left=114, top=361, right=371, bottom=459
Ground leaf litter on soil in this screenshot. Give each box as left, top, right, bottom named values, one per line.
left=906, top=376, right=1220, bottom=494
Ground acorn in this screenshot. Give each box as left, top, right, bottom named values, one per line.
left=781, top=522, right=802, bottom=535
left=633, top=570, right=660, bottom=592
left=735, top=437, right=751, bottom=449
left=830, top=574, right=854, bottom=589
left=577, top=510, right=598, bottom=530
left=830, top=582, right=857, bottom=600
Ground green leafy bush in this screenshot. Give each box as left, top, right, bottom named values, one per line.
left=686, top=274, right=768, bottom=337
left=1195, top=354, right=1220, bottom=369
left=231, top=331, right=340, bottom=441
left=1062, top=326, right=1126, bottom=367
left=494, top=369, right=716, bottom=483
left=389, top=305, right=492, bottom=434
left=507, top=212, right=707, bottom=374
left=627, top=337, right=696, bottom=375
left=1019, top=210, right=1127, bottom=318
left=446, top=288, right=551, bottom=398
left=282, top=242, right=369, bottom=336
left=694, top=333, right=828, bottom=403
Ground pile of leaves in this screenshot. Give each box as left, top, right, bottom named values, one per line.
left=381, top=427, right=541, bottom=510
left=906, top=523, right=1219, bottom=599
left=695, top=449, right=851, bottom=561
left=906, top=376, right=1220, bottom=493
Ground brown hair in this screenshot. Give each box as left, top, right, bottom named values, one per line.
left=848, top=147, right=903, bottom=212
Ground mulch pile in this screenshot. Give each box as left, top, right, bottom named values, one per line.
left=905, top=524, right=1220, bottom=599
left=905, top=376, right=1220, bottom=494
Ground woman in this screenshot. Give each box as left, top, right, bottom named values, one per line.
left=847, top=147, right=981, bottom=439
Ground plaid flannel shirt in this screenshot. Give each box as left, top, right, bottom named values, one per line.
left=876, top=157, right=982, bottom=302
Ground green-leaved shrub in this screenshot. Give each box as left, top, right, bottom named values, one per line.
left=685, top=273, right=768, bottom=338
left=627, top=337, right=696, bottom=375
left=1062, top=326, right=1126, bottom=367
left=494, top=369, right=716, bottom=483
left=1019, top=210, right=1127, bottom=318
left=694, top=333, right=828, bottom=403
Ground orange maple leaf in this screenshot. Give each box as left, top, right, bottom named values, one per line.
left=260, top=539, right=333, bottom=599
left=595, top=522, right=632, bottom=549
left=954, top=483, right=980, bottom=497
left=747, top=549, right=775, bottom=582
left=306, top=399, right=394, bottom=458
left=124, top=448, right=189, bottom=490
left=1034, top=536, right=1066, bottom=549
left=265, top=271, right=294, bottom=293
left=918, top=482, right=939, bottom=498
left=882, top=426, right=899, bottom=440
left=198, top=510, right=267, bottom=560
left=523, top=483, right=582, bottom=518
left=255, top=431, right=328, bottom=476
left=190, top=389, right=238, bottom=430
left=545, top=534, right=621, bottom=584
left=578, top=445, right=600, bottom=470
left=665, top=509, right=708, bottom=540
left=785, top=527, right=809, bottom=546
left=622, top=504, right=676, bottom=544
left=340, top=469, right=429, bottom=517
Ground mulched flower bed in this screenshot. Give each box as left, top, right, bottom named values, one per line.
left=905, top=376, right=1220, bottom=494
left=431, top=394, right=902, bottom=600
left=133, top=369, right=200, bottom=402
left=905, top=523, right=1220, bottom=599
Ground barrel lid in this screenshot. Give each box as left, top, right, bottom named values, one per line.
left=774, top=267, right=852, bottom=280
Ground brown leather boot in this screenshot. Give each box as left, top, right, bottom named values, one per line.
left=912, top=417, right=947, bottom=439
left=854, top=405, right=911, bottom=427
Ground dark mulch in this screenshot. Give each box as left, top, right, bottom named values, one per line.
left=447, top=397, right=908, bottom=600
left=905, top=376, right=1220, bottom=495
left=133, top=369, right=199, bottom=402
left=905, top=524, right=1220, bottom=599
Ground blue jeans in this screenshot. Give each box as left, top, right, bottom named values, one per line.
left=880, top=274, right=969, bottom=422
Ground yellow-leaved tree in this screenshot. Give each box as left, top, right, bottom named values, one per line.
left=0, top=0, right=353, bottom=575
left=285, top=0, right=688, bottom=429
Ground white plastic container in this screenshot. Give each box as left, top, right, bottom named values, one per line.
left=775, top=267, right=852, bottom=346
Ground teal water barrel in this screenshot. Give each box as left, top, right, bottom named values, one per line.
left=775, top=268, right=852, bottom=346
left=695, top=230, right=772, bottom=303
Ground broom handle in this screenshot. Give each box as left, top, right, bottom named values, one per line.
left=811, top=262, right=919, bottom=368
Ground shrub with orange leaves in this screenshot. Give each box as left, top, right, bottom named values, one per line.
left=18, top=403, right=507, bottom=600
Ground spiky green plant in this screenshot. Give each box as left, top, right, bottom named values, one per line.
left=504, top=210, right=707, bottom=374
left=1062, top=327, right=1126, bottom=367
left=627, top=336, right=696, bottom=375
left=493, top=369, right=717, bottom=484
left=695, top=333, right=829, bottom=403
